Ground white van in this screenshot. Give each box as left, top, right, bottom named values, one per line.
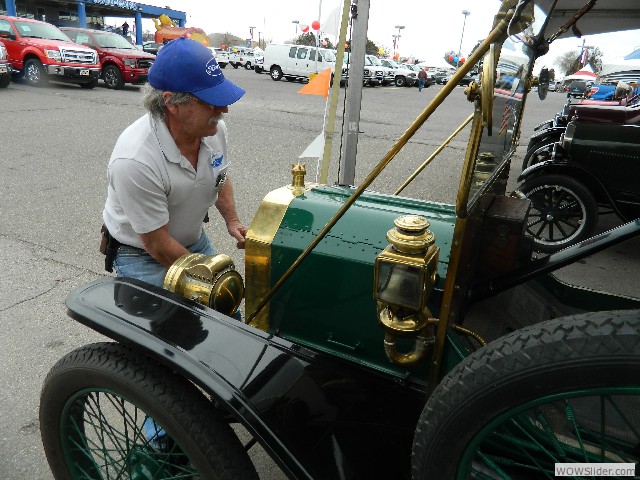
left=264, top=43, right=336, bottom=82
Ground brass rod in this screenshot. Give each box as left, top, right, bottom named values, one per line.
left=246, top=19, right=509, bottom=325
left=394, top=114, right=474, bottom=196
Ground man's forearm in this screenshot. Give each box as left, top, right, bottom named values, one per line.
left=215, top=177, right=241, bottom=225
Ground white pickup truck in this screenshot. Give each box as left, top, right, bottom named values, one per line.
left=229, top=49, right=256, bottom=69
left=208, top=48, right=229, bottom=68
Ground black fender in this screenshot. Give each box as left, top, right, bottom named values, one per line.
left=65, top=277, right=427, bottom=480
left=527, top=125, right=565, bottom=146
left=517, top=160, right=626, bottom=220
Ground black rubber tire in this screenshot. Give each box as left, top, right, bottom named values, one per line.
left=395, top=76, right=406, bottom=87
left=521, top=137, right=561, bottom=170
left=232, top=63, right=239, bottom=69
left=103, top=64, right=124, bottom=89
left=270, top=66, right=283, bottom=81
left=79, top=77, right=98, bottom=89
left=0, top=73, right=10, bottom=88
left=219, top=63, right=227, bottom=69
left=412, top=310, right=640, bottom=479
left=24, top=58, right=47, bottom=87
left=255, top=67, right=263, bottom=73
left=40, top=342, right=259, bottom=480
left=520, top=174, right=597, bottom=252
left=244, top=62, right=252, bottom=70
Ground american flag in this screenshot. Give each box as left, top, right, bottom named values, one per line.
left=499, top=98, right=515, bottom=137
left=581, top=48, right=588, bottom=65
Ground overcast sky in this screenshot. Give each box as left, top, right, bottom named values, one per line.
left=120, top=0, right=639, bottom=69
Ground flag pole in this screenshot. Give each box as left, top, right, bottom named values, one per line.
left=319, top=0, right=350, bottom=184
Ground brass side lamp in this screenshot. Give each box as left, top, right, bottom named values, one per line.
left=374, top=215, right=440, bottom=366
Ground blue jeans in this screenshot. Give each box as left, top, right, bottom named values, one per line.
left=113, top=230, right=215, bottom=287
left=418, top=78, right=426, bottom=90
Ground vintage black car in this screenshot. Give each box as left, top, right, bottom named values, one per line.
left=518, top=86, right=640, bottom=251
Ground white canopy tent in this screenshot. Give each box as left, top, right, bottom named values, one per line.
left=564, top=64, right=597, bottom=82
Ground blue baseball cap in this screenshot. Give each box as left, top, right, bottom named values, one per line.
left=149, top=37, right=245, bottom=107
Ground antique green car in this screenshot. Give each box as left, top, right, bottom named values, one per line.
left=39, top=1, right=640, bottom=479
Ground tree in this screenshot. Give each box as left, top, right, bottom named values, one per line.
left=344, top=39, right=381, bottom=56
left=294, top=32, right=317, bottom=46
left=555, top=47, right=603, bottom=75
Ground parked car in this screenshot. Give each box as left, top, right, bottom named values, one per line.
left=443, top=71, right=475, bottom=86
left=209, top=47, right=229, bottom=68
left=142, top=42, right=163, bottom=55
left=380, top=58, right=416, bottom=87
left=518, top=83, right=640, bottom=251
left=61, top=27, right=154, bottom=89
left=341, top=52, right=383, bottom=86
left=265, top=43, right=336, bottom=82
left=253, top=52, right=264, bottom=73
left=229, top=48, right=258, bottom=69
left=0, top=41, right=11, bottom=88
left=0, top=15, right=100, bottom=88
left=566, top=80, right=589, bottom=98
left=365, top=54, right=395, bottom=85
left=38, top=3, right=640, bottom=480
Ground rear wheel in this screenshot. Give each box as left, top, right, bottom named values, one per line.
left=40, top=342, right=259, bottom=480
left=412, top=311, right=640, bottom=480
left=103, top=64, right=124, bottom=89
left=270, top=66, right=283, bottom=81
left=24, top=58, right=47, bottom=87
left=520, top=174, right=597, bottom=252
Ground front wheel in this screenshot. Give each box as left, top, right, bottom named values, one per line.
left=244, top=62, right=252, bottom=70
left=79, top=77, right=98, bottom=89
left=24, top=58, right=47, bottom=87
left=103, top=64, right=124, bottom=89
left=0, top=73, right=10, bottom=88
left=520, top=174, right=597, bottom=252
left=412, top=311, right=640, bottom=479
left=40, top=342, right=259, bottom=480
left=395, top=76, right=406, bottom=87
left=255, top=66, right=263, bottom=73
left=270, top=66, right=283, bottom=81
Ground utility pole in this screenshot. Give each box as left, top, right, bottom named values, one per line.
left=394, top=25, right=404, bottom=55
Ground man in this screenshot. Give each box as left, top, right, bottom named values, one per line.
left=418, top=67, right=427, bottom=92
left=121, top=21, right=129, bottom=36
left=102, top=37, right=247, bottom=287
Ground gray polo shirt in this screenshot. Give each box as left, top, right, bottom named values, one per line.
left=103, top=113, right=229, bottom=249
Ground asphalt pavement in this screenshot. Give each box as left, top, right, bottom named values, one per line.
left=0, top=68, right=638, bottom=479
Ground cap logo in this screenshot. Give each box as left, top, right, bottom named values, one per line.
left=205, top=58, right=222, bottom=77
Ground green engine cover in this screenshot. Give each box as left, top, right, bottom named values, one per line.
left=264, top=185, right=456, bottom=378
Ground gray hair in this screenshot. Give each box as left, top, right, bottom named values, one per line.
left=141, top=83, right=191, bottom=119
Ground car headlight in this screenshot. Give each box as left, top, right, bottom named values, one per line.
left=561, top=122, right=576, bottom=150
left=123, top=58, right=137, bottom=68
left=44, top=49, right=62, bottom=61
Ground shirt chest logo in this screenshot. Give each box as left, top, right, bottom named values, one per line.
left=211, top=153, right=223, bottom=168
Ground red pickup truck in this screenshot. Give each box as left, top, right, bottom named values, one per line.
left=0, top=15, right=100, bottom=88
left=61, top=27, right=155, bottom=90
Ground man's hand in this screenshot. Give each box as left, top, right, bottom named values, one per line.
left=227, top=220, right=248, bottom=249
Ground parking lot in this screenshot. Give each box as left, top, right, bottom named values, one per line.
left=1, top=67, right=639, bottom=479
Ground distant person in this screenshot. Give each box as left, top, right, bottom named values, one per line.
left=418, top=67, right=427, bottom=92
left=121, top=21, right=129, bottom=36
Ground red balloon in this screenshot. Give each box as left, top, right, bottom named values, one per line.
left=300, top=24, right=309, bottom=33
left=448, top=55, right=453, bottom=61
left=311, top=20, right=320, bottom=30
left=460, top=57, right=466, bottom=63
left=321, top=40, right=327, bottom=46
